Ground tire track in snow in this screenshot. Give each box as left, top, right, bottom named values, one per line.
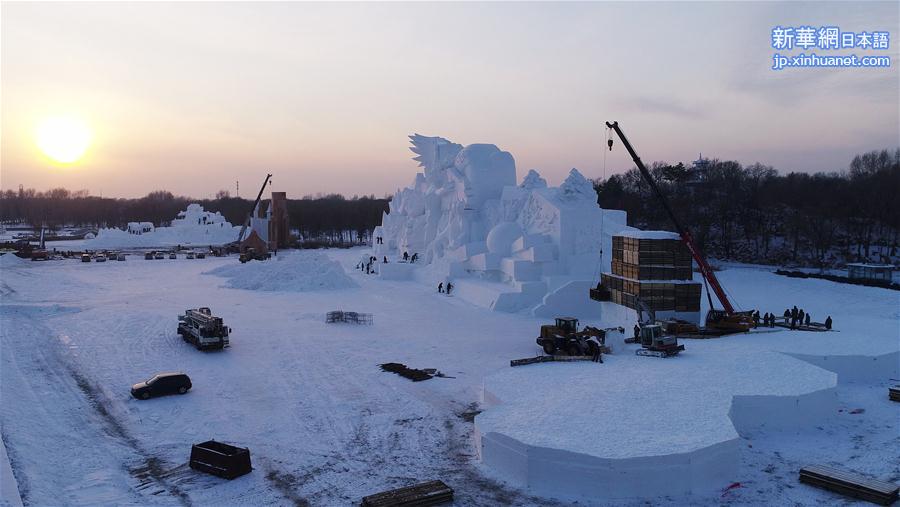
left=0, top=304, right=193, bottom=506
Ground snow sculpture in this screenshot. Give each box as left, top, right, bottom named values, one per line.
left=374, top=134, right=630, bottom=316
left=88, top=204, right=241, bottom=248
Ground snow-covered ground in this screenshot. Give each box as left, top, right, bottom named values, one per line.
left=1, top=249, right=898, bottom=506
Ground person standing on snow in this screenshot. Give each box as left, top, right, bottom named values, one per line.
left=446, top=282, right=453, bottom=295
left=586, top=335, right=603, bottom=363
left=437, top=282, right=443, bottom=293
left=633, top=324, right=641, bottom=341
left=825, top=316, right=833, bottom=330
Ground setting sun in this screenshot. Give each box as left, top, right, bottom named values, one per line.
left=34, top=116, right=92, bottom=164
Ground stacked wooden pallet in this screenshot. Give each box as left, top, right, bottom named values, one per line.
left=361, top=480, right=453, bottom=507
left=890, top=386, right=900, bottom=402
left=601, top=234, right=702, bottom=314
left=799, top=465, right=898, bottom=505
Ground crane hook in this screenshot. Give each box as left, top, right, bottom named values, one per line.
left=607, top=138, right=614, bottom=151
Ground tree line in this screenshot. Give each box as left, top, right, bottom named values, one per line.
left=595, top=148, right=900, bottom=268
left=3, top=148, right=898, bottom=267
left=0, top=188, right=389, bottom=245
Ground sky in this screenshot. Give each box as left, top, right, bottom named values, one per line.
left=2, top=1, right=898, bottom=199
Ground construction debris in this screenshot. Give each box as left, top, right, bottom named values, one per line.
left=799, top=464, right=898, bottom=505
left=361, top=480, right=453, bottom=507
left=890, top=386, right=900, bottom=402
left=379, top=363, right=437, bottom=382
left=326, top=310, right=373, bottom=325
left=510, top=355, right=594, bottom=367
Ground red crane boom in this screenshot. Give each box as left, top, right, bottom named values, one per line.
left=605, top=121, right=736, bottom=315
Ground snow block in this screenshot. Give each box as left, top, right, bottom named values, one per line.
left=500, top=258, right=540, bottom=282
left=783, top=351, right=900, bottom=383
left=532, top=280, right=602, bottom=320
left=379, top=262, right=416, bottom=281
left=468, top=252, right=502, bottom=271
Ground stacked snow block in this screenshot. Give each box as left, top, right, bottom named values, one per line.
left=601, top=234, right=702, bottom=315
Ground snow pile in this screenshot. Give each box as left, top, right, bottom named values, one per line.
left=204, top=252, right=357, bottom=292
left=87, top=204, right=241, bottom=248
left=0, top=254, right=28, bottom=268
left=373, top=134, right=631, bottom=314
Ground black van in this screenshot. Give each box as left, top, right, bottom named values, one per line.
left=131, top=372, right=192, bottom=400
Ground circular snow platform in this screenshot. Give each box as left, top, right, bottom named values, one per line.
left=475, top=346, right=838, bottom=501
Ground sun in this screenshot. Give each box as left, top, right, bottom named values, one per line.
left=35, top=116, right=93, bottom=164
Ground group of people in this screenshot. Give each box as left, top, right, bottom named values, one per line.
left=356, top=256, right=379, bottom=274
left=375, top=236, right=383, bottom=244
left=758, top=306, right=833, bottom=330
left=437, top=282, right=454, bottom=295
left=402, top=251, right=419, bottom=263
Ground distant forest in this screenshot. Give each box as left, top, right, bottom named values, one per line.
left=596, top=148, right=900, bottom=268
left=0, top=189, right=390, bottom=244
left=2, top=148, right=898, bottom=266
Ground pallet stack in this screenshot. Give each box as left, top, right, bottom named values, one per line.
left=362, top=480, right=454, bottom=507
left=799, top=464, right=899, bottom=505
left=599, top=233, right=702, bottom=316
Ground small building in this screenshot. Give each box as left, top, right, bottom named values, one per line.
left=846, top=263, right=894, bottom=282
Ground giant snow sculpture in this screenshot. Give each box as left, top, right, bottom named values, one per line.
left=374, top=135, right=631, bottom=316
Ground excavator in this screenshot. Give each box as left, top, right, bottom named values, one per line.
left=604, top=121, right=754, bottom=333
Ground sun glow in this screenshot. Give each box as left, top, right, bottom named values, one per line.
left=35, top=116, right=93, bottom=164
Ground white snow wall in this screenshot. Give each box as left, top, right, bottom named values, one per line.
left=374, top=134, right=631, bottom=316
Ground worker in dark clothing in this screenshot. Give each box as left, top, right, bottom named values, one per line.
left=437, top=282, right=443, bottom=293
left=383, top=256, right=388, bottom=263
left=403, top=251, right=409, bottom=261
left=804, top=313, right=810, bottom=326
left=634, top=324, right=641, bottom=341
left=783, top=309, right=790, bottom=319
left=825, top=316, right=832, bottom=330
left=753, top=311, right=761, bottom=327
left=411, top=253, right=419, bottom=263
left=798, top=309, right=805, bottom=326
left=770, top=314, right=776, bottom=328
left=586, top=336, right=603, bottom=363
left=762, top=312, right=769, bottom=327
left=446, top=282, right=453, bottom=295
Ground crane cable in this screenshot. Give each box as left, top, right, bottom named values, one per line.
left=593, top=126, right=613, bottom=284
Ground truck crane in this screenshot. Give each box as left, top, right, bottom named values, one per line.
left=236, top=173, right=273, bottom=243
left=604, top=121, right=753, bottom=332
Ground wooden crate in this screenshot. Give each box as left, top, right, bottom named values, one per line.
left=799, top=465, right=898, bottom=505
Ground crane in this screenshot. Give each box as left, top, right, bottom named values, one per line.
left=236, top=173, right=272, bottom=243
left=604, top=121, right=753, bottom=331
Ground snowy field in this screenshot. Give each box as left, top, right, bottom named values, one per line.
left=1, top=249, right=898, bottom=506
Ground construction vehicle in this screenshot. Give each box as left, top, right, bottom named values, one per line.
left=536, top=317, right=608, bottom=356
left=30, top=249, right=49, bottom=261
left=636, top=324, right=684, bottom=358
left=236, top=173, right=272, bottom=245
left=177, top=307, right=231, bottom=350
left=239, top=248, right=270, bottom=263
left=604, top=121, right=754, bottom=332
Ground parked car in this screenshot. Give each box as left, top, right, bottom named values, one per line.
left=131, top=372, right=192, bottom=400
left=154, top=252, right=165, bottom=260
left=186, top=252, right=195, bottom=259
left=95, top=254, right=107, bottom=263
left=81, top=253, right=91, bottom=262
left=145, top=252, right=154, bottom=260
left=196, top=252, right=206, bottom=259
left=169, top=252, right=177, bottom=260
left=117, top=253, right=126, bottom=261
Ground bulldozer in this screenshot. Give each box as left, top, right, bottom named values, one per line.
left=636, top=324, right=684, bottom=358
left=536, top=317, right=609, bottom=356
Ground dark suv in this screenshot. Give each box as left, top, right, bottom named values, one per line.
left=131, top=372, right=192, bottom=400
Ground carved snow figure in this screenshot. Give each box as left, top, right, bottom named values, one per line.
left=374, top=135, right=630, bottom=316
